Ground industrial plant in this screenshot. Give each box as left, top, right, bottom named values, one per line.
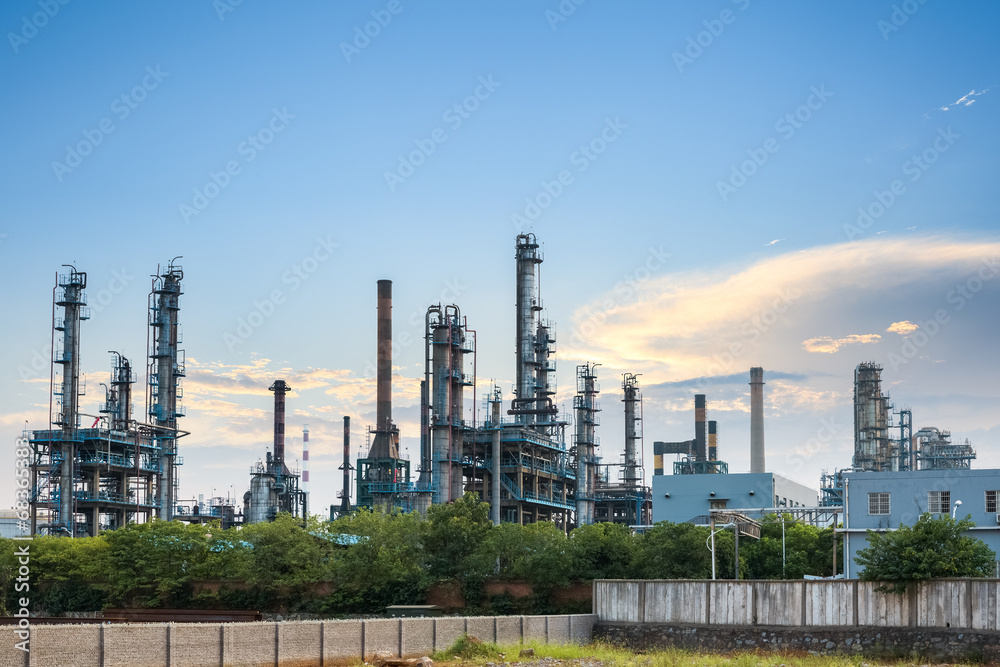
left=20, top=234, right=986, bottom=539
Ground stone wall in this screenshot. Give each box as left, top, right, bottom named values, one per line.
left=595, top=622, right=1000, bottom=663
left=3, top=614, right=597, bottom=666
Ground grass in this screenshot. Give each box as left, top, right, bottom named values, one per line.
left=429, top=635, right=984, bottom=666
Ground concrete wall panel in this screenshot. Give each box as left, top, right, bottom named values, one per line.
left=433, top=617, right=466, bottom=652
left=32, top=624, right=100, bottom=667
left=400, top=618, right=434, bottom=657
left=465, top=616, right=496, bottom=643
left=495, top=616, right=522, bottom=645
left=104, top=623, right=168, bottom=667
left=222, top=622, right=276, bottom=667
left=363, top=618, right=401, bottom=658
left=170, top=623, right=223, bottom=667
left=278, top=620, right=322, bottom=665
left=323, top=619, right=362, bottom=661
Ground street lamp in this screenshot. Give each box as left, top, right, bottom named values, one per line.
left=952, top=499, right=963, bottom=519
left=706, top=522, right=734, bottom=580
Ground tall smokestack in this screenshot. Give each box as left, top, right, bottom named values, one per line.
left=369, top=280, right=398, bottom=459
left=377, top=280, right=392, bottom=433
left=750, top=367, right=765, bottom=473
left=340, top=416, right=351, bottom=516
left=708, top=420, right=717, bottom=461
left=694, top=394, right=707, bottom=461
left=269, top=380, right=290, bottom=470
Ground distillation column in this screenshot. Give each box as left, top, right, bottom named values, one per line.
left=514, top=234, right=542, bottom=425
left=622, top=373, right=642, bottom=491
left=427, top=305, right=470, bottom=503
left=302, top=424, right=310, bottom=502
left=749, top=367, right=765, bottom=473
left=853, top=362, right=890, bottom=471
left=574, top=363, right=600, bottom=526
left=149, top=260, right=184, bottom=521
left=53, top=266, right=89, bottom=534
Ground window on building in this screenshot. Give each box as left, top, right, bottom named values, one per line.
left=928, top=490, right=950, bottom=515
left=868, top=492, right=890, bottom=515
left=987, top=490, right=999, bottom=514
left=710, top=500, right=728, bottom=511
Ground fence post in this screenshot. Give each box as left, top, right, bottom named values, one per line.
left=852, top=580, right=859, bottom=626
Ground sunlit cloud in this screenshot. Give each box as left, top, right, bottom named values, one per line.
left=802, top=334, right=881, bottom=354
left=887, top=320, right=919, bottom=335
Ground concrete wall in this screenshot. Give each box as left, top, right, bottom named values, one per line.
left=595, top=579, right=1000, bottom=630
left=9, top=614, right=597, bottom=666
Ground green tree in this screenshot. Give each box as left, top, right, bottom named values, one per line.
left=568, top=522, right=636, bottom=580
left=855, top=513, right=996, bottom=592
left=422, top=493, right=494, bottom=581
left=327, top=508, right=427, bottom=612
left=632, top=522, right=736, bottom=579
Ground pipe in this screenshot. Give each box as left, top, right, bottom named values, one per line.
left=340, top=416, right=351, bottom=516
left=491, top=387, right=501, bottom=525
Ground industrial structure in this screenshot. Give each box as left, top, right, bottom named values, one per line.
left=25, top=260, right=243, bottom=537
left=820, top=362, right=978, bottom=507
left=347, top=234, right=652, bottom=527
left=243, top=380, right=306, bottom=524
left=654, top=394, right=729, bottom=476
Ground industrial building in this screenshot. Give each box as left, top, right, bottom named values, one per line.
left=345, top=234, right=652, bottom=527
left=841, top=468, right=1000, bottom=578
left=649, top=375, right=821, bottom=527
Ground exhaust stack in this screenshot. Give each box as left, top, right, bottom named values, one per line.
left=369, top=280, right=398, bottom=459
left=750, top=367, right=765, bottom=473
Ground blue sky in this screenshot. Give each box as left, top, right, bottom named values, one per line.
left=1, top=1, right=998, bottom=513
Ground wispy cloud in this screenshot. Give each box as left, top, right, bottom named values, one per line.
left=802, top=334, right=881, bottom=354
left=940, top=88, right=989, bottom=111
left=765, top=238, right=785, bottom=247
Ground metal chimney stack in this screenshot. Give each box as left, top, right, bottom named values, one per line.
left=708, top=420, right=718, bottom=461
left=750, top=367, right=765, bottom=473
left=269, top=380, right=290, bottom=470
left=694, top=394, right=707, bottom=461
left=368, top=280, right=398, bottom=459
left=340, top=416, right=352, bottom=516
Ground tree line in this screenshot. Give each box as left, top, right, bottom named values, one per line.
left=1, top=494, right=844, bottom=616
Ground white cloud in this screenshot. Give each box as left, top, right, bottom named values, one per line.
left=940, top=88, right=989, bottom=111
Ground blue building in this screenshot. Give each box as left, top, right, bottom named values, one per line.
left=651, top=472, right=818, bottom=526
left=842, top=468, right=1000, bottom=578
